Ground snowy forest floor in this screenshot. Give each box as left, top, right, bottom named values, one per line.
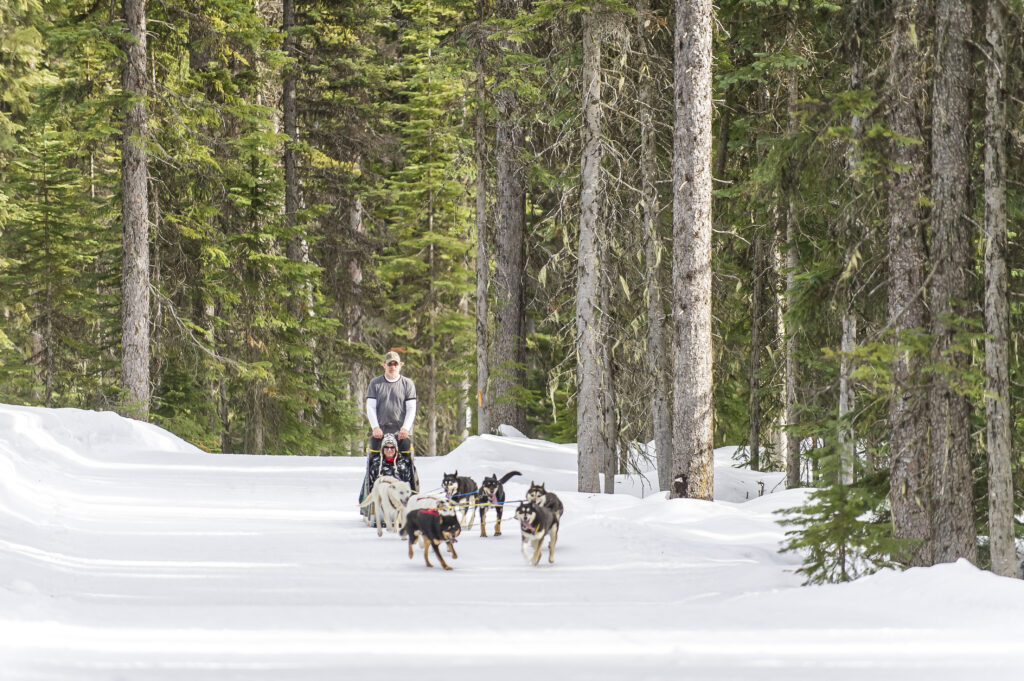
left=1, top=403, right=1023, bottom=680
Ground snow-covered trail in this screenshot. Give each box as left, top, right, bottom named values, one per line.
left=1, top=403, right=1023, bottom=680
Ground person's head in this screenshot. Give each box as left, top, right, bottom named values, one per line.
left=382, top=350, right=402, bottom=378
left=381, top=433, right=398, bottom=461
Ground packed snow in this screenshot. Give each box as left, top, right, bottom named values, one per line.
left=1, top=402, right=1022, bottom=680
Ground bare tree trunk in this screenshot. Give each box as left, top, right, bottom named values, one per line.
left=474, top=10, right=490, bottom=436
left=782, top=70, right=801, bottom=489
left=887, top=0, right=932, bottom=567
left=773, top=235, right=793, bottom=483
left=783, top=207, right=800, bottom=488
left=490, top=0, right=527, bottom=434
left=576, top=10, right=607, bottom=493
left=247, top=383, right=265, bottom=454
left=121, top=0, right=150, bottom=420
left=929, top=0, right=976, bottom=566
left=427, top=359, right=438, bottom=456
left=283, top=0, right=307, bottom=271
left=282, top=0, right=313, bottom=426
left=601, top=228, right=617, bottom=495
left=983, top=0, right=1014, bottom=578
left=671, top=0, right=714, bottom=501
left=348, top=197, right=368, bottom=456
left=838, top=8, right=863, bottom=486
left=748, top=234, right=764, bottom=472
left=638, top=0, right=672, bottom=491
left=219, top=376, right=230, bottom=452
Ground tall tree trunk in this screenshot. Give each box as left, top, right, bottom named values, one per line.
left=838, top=5, right=863, bottom=486
left=121, top=0, right=150, bottom=420
left=601, top=228, right=617, bottom=495
left=282, top=0, right=313, bottom=425
left=576, top=10, right=607, bottom=493
left=782, top=65, right=802, bottom=489
left=774, top=231, right=793, bottom=483
left=983, top=0, right=1014, bottom=577
left=887, top=0, right=932, bottom=566
left=282, top=0, right=301, bottom=250
left=638, top=0, right=672, bottom=491
left=490, top=0, right=527, bottom=434
left=748, top=234, right=764, bottom=472
left=348, top=197, right=369, bottom=456
left=671, top=0, right=714, bottom=501
left=474, top=7, right=490, bottom=436
left=929, top=0, right=976, bottom=566
left=783, top=204, right=800, bottom=488
left=247, top=382, right=265, bottom=454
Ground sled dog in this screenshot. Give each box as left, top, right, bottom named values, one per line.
left=476, top=471, right=521, bottom=537
left=442, top=471, right=478, bottom=529
left=514, top=500, right=559, bottom=566
left=405, top=508, right=461, bottom=570
left=524, top=481, right=564, bottom=521
left=359, top=475, right=412, bottom=537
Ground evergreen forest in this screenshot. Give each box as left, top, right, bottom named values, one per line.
left=1, top=0, right=1022, bottom=582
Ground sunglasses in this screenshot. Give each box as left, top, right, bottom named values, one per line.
left=387, top=361, right=400, bottom=366
left=383, top=445, right=397, bottom=450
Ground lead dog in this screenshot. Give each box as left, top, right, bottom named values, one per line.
left=476, top=471, right=521, bottom=537
left=405, top=508, right=461, bottom=570
left=359, top=475, right=412, bottom=537
left=524, top=481, right=564, bottom=521
left=514, top=500, right=558, bottom=565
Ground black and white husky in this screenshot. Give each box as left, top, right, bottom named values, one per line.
left=442, top=471, right=478, bottom=529
left=524, top=481, right=564, bottom=521
left=514, top=500, right=559, bottom=566
left=476, top=471, right=521, bottom=537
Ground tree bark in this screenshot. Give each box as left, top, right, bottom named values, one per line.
left=887, top=0, right=932, bottom=566
left=983, top=0, right=1014, bottom=577
left=638, top=0, right=672, bottom=492
left=576, top=10, right=607, bottom=493
left=283, top=0, right=309, bottom=280
left=748, top=234, right=764, bottom=472
left=348, top=197, right=369, bottom=456
left=490, top=0, right=527, bottom=434
left=121, top=0, right=150, bottom=420
left=838, top=6, right=863, bottom=486
left=671, top=0, right=714, bottom=501
left=929, top=0, right=976, bottom=566
left=474, top=5, right=490, bottom=436
left=783, top=205, right=800, bottom=488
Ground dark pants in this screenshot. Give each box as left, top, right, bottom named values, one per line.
left=368, top=434, right=413, bottom=456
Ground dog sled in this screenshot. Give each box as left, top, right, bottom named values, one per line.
left=358, top=433, right=419, bottom=515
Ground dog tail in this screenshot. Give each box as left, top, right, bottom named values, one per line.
left=498, top=471, right=522, bottom=485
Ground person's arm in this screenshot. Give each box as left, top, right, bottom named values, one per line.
left=366, top=398, right=380, bottom=429
left=367, top=397, right=383, bottom=439
left=401, top=399, right=416, bottom=432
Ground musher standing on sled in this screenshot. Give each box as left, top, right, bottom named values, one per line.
left=359, top=351, right=419, bottom=507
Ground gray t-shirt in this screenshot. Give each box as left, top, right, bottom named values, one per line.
left=367, top=375, right=417, bottom=431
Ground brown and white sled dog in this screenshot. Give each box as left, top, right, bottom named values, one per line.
left=514, top=500, right=558, bottom=565
left=524, top=481, right=564, bottom=521
left=405, top=507, right=461, bottom=570
left=359, top=475, right=413, bottom=537
left=476, top=471, right=521, bottom=537
left=442, top=471, right=478, bottom=530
